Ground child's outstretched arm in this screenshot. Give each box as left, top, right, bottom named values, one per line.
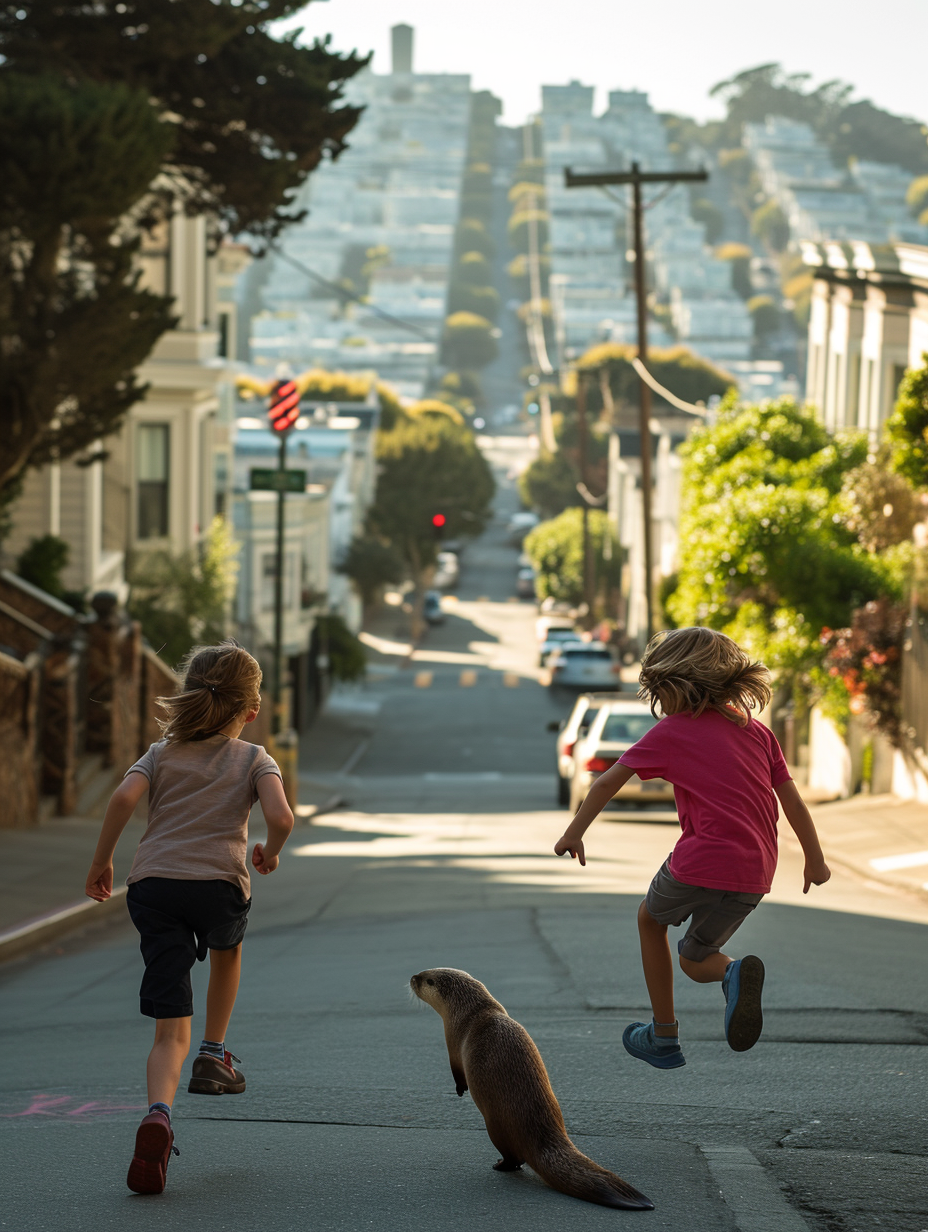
left=85, top=772, right=150, bottom=901
left=554, top=761, right=635, bottom=866
left=252, top=775, right=294, bottom=875
left=774, top=779, right=831, bottom=893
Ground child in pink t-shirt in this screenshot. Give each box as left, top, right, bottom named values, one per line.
left=554, top=626, right=831, bottom=1069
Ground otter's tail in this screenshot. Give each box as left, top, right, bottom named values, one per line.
left=531, top=1140, right=654, bottom=1210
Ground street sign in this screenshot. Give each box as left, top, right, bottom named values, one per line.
left=250, top=468, right=307, bottom=493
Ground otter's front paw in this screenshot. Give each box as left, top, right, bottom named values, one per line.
left=455, top=1081, right=468, bottom=1097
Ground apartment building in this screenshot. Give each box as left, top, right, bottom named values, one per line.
left=804, top=240, right=928, bottom=434
left=243, top=27, right=471, bottom=401
left=539, top=83, right=751, bottom=367
left=4, top=214, right=242, bottom=599
left=743, top=119, right=928, bottom=248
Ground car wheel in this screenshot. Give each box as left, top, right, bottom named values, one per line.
left=557, top=774, right=569, bottom=806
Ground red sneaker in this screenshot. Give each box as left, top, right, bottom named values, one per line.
left=127, top=1110, right=178, bottom=1195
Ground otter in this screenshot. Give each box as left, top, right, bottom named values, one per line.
left=410, top=967, right=653, bottom=1211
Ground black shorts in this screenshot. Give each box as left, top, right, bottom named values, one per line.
left=126, top=877, right=251, bottom=1019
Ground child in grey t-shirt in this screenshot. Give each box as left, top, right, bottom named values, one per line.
left=85, top=640, right=294, bottom=1196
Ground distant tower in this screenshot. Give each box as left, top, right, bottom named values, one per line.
left=391, top=23, right=413, bottom=75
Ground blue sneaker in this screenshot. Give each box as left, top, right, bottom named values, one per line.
left=722, top=955, right=765, bottom=1052
left=622, top=1021, right=686, bottom=1069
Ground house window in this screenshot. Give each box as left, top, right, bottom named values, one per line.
left=137, top=424, right=170, bottom=539
left=217, top=311, right=230, bottom=358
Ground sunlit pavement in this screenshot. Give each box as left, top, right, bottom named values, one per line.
left=3, top=434, right=927, bottom=1231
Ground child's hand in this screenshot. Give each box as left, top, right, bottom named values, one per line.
left=554, top=834, right=586, bottom=866
left=803, top=860, right=831, bottom=893
left=252, top=843, right=279, bottom=875
left=85, top=862, right=113, bottom=902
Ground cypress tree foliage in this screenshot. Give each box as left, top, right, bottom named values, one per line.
left=0, top=2, right=367, bottom=506
left=0, top=73, right=177, bottom=494
left=0, top=1, right=369, bottom=245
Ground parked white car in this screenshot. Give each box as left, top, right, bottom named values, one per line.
left=547, top=642, right=621, bottom=689
left=516, top=566, right=537, bottom=599
left=548, top=692, right=618, bottom=805
left=569, top=700, right=675, bottom=813
left=507, top=511, right=539, bottom=545
left=433, top=551, right=460, bottom=590
left=538, top=627, right=584, bottom=666
left=535, top=607, right=576, bottom=642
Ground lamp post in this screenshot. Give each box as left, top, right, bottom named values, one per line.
left=267, top=377, right=300, bottom=736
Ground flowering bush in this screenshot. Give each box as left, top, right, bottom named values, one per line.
left=816, top=599, right=908, bottom=743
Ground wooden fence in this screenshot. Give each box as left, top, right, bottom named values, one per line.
left=0, top=572, right=178, bottom=827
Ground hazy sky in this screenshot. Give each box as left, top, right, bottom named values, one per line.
left=278, top=0, right=928, bottom=127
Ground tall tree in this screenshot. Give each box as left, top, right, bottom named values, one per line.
left=0, top=73, right=177, bottom=494
left=0, top=2, right=367, bottom=507
left=0, top=1, right=368, bottom=245
left=368, top=415, right=494, bottom=591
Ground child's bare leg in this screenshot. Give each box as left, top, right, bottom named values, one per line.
left=636, top=900, right=676, bottom=1032
left=147, top=1017, right=191, bottom=1106
left=680, top=952, right=732, bottom=983
left=204, top=944, right=242, bottom=1043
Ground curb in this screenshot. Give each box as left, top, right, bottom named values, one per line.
left=295, top=793, right=345, bottom=823
left=823, top=851, right=928, bottom=906
left=0, top=887, right=129, bottom=966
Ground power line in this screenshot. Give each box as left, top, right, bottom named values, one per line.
left=268, top=243, right=435, bottom=341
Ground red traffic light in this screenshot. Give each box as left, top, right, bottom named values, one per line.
left=268, top=379, right=300, bottom=433
left=431, top=513, right=446, bottom=528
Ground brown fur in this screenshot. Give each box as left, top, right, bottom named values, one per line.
left=410, top=967, right=653, bottom=1211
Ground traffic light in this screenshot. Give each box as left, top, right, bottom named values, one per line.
left=268, top=379, right=300, bottom=433
left=431, top=512, right=446, bottom=540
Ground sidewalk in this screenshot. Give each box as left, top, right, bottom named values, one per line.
left=0, top=779, right=340, bottom=960
left=801, top=792, right=928, bottom=902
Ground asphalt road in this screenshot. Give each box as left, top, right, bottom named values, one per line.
left=3, top=433, right=927, bottom=1231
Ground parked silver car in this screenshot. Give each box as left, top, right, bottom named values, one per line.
left=548, top=692, right=618, bottom=806
left=547, top=642, right=622, bottom=689
left=569, top=700, right=675, bottom=813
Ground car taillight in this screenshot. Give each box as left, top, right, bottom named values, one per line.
left=585, top=756, right=616, bottom=773
left=564, top=741, right=575, bottom=757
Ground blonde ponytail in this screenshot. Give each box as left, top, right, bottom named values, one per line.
left=156, top=640, right=262, bottom=743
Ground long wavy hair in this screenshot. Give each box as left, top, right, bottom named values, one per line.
left=156, top=640, right=262, bottom=743
left=637, top=627, right=771, bottom=727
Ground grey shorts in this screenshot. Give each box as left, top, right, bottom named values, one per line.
left=644, top=859, right=764, bottom=962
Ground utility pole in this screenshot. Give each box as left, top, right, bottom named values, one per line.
left=266, top=377, right=301, bottom=735
left=575, top=370, right=595, bottom=621
left=564, top=162, right=708, bottom=644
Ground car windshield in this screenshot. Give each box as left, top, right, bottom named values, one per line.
left=563, top=648, right=611, bottom=660
left=600, top=713, right=657, bottom=743
left=577, top=704, right=601, bottom=732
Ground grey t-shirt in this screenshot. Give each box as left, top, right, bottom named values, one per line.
left=125, top=735, right=282, bottom=899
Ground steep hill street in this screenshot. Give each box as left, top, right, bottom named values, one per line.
left=2, top=432, right=927, bottom=1232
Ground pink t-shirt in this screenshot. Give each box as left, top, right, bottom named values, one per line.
left=618, top=710, right=791, bottom=894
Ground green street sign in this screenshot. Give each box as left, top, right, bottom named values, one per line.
left=250, top=468, right=307, bottom=493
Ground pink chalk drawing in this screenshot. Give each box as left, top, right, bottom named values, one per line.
left=1, top=1093, right=144, bottom=1119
